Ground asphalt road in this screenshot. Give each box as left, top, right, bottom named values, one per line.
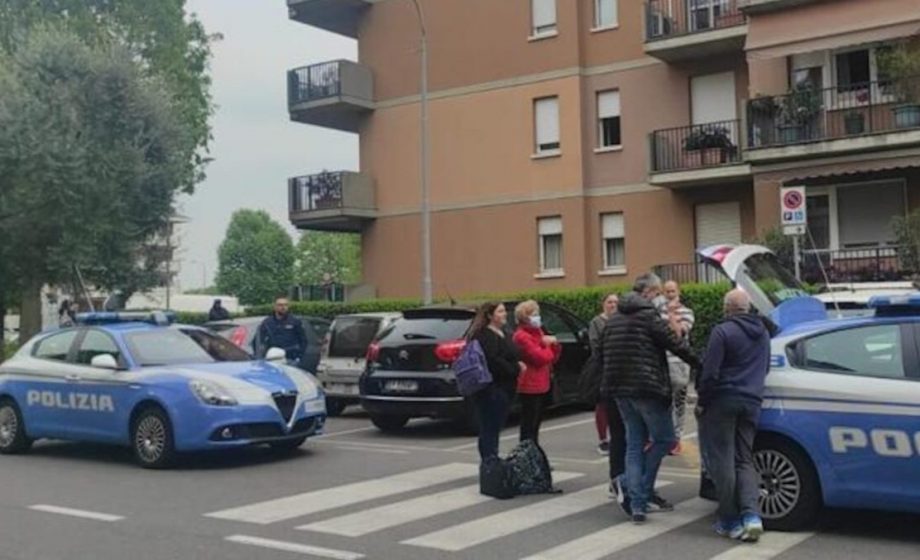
left=1, top=406, right=918, bottom=560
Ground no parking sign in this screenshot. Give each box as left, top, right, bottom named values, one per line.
left=781, top=186, right=807, bottom=236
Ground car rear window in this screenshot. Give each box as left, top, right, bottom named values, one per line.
left=330, top=317, right=383, bottom=358
left=377, top=317, right=471, bottom=344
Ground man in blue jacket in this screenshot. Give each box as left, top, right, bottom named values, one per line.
left=698, top=289, right=770, bottom=543
left=255, top=297, right=308, bottom=367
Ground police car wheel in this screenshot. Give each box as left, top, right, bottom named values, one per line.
left=370, top=414, right=409, bottom=432
left=754, top=436, right=821, bottom=531
left=325, top=398, right=347, bottom=417
left=132, top=407, right=175, bottom=469
left=270, top=437, right=307, bottom=452
left=0, top=399, right=32, bottom=454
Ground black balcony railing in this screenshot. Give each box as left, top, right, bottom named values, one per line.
left=799, top=247, right=916, bottom=284
left=651, top=119, right=743, bottom=172
left=748, top=77, right=920, bottom=149
left=289, top=172, right=344, bottom=213
left=645, top=0, right=745, bottom=41
left=287, top=61, right=342, bottom=107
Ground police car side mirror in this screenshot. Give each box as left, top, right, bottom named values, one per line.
left=90, top=354, right=120, bottom=371
left=265, top=347, right=286, bottom=363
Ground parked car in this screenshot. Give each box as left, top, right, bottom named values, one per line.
left=206, top=316, right=330, bottom=374
left=318, top=312, right=401, bottom=417
left=814, top=282, right=916, bottom=318
left=358, top=302, right=591, bottom=433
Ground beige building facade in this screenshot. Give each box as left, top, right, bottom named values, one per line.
left=287, top=0, right=920, bottom=298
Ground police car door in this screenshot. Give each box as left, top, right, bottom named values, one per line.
left=15, top=329, right=83, bottom=438
left=66, top=329, right=136, bottom=443
left=785, top=321, right=920, bottom=509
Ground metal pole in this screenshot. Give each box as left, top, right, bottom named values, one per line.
left=793, top=234, right=801, bottom=281
left=410, top=0, right=432, bottom=305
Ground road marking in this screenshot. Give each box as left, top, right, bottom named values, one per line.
left=315, top=426, right=378, bottom=439
left=300, top=472, right=583, bottom=537
left=658, top=467, right=703, bottom=479
left=520, top=497, right=712, bottom=560
left=447, top=417, right=596, bottom=451
left=225, top=535, right=363, bottom=560
left=403, top=480, right=672, bottom=552
left=206, top=463, right=477, bottom=525
left=709, top=531, right=816, bottom=560
left=331, top=445, right=409, bottom=455
left=28, top=505, right=123, bottom=522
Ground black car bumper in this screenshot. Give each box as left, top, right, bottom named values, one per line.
left=360, top=395, right=468, bottom=419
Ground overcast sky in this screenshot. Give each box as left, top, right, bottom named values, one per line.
left=176, top=1, right=357, bottom=291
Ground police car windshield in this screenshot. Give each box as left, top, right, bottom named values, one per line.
left=126, top=329, right=252, bottom=366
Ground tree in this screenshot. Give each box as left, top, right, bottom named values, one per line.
left=0, top=26, right=204, bottom=339
left=217, top=210, right=296, bottom=306
left=295, top=232, right=362, bottom=287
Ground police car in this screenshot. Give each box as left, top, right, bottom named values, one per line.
left=699, top=245, right=920, bottom=530
left=0, top=312, right=327, bottom=469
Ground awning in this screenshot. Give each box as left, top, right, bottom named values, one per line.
left=757, top=151, right=920, bottom=183
left=747, top=20, right=920, bottom=59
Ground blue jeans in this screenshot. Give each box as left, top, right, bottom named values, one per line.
left=616, top=397, right=676, bottom=514
left=699, top=396, right=762, bottom=522
left=472, top=386, right=511, bottom=460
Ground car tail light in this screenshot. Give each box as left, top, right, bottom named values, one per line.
left=230, top=326, right=248, bottom=348
left=366, top=342, right=381, bottom=363
left=434, top=340, right=466, bottom=364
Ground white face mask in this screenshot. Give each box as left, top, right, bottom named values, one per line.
left=529, top=315, right=542, bottom=329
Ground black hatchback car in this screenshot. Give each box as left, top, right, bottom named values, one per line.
left=359, top=302, right=591, bottom=432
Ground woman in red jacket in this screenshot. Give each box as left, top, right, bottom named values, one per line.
left=513, top=300, right=562, bottom=444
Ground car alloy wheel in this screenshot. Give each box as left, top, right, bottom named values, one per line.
left=136, top=415, right=167, bottom=463
left=755, top=448, right=801, bottom=520
left=0, top=405, right=18, bottom=449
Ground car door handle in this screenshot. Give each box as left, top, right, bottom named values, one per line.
left=65, top=374, right=81, bottom=382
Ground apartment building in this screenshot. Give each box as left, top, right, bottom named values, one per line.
left=285, top=0, right=920, bottom=298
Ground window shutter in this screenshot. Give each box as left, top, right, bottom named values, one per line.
left=538, top=216, right=563, bottom=236
left=598, top=90, right=620, bottom=119
left=602, top=213, right=624, bottom=239
left=535, top=97, right=560, bottom=148
left=532, top=0, right=557, bottom=31
left=596, top=0, right=617, bottom=28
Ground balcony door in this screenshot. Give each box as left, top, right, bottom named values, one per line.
left=689, top=0, right=729, bottom=32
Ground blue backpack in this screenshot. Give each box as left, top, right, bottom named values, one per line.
left=454, top=339, right=493, bottom=396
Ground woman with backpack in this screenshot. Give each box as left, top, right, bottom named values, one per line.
left=513, top=300, right=561, bottom=444
left=468, top=302, right=524, bottom=460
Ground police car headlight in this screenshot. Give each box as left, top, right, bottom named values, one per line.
left=189, top=380, right=238, bottom=406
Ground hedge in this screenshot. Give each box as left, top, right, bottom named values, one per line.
left=222, top=283, right=733, bottom=353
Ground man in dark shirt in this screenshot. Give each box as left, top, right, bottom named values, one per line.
left=208, top=299, right=230, bottom=322
left=255, top=297, right=308, bottom=367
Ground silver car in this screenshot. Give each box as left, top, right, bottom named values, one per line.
left=318, top=312, right=401, bottom=416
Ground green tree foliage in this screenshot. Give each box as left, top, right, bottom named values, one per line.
left=295, top=232, right=362, bottom=286
left=217, top=210, right=296, bottom=306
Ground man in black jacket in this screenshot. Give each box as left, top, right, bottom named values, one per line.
left=598, top=273, right=700, bottom=523
left=255, top=297, right=309, bottom=367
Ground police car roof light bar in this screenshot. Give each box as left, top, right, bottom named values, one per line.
left=868, top=293, right=920, bottom=316
left=76, top=311, right=177, bottom=326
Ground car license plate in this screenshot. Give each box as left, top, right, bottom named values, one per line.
left=384, top=380, right=419, bottom=393
left=327, top=383, right=359, bottom=396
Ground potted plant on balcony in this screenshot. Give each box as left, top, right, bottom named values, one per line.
left=878, top=39, right=920, bottom=129
left=844, top=111, right=865, bottom=135
left=311, top=171, right=343, bottom=210
left=703, top=126, right=736, bottom=165
left=682, top=129, right=706, bottom=168
left=778, top=82, right=822, bottom=144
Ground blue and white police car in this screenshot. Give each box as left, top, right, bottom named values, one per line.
left=0, top=312, right=326, bottom=468
left=698, top=245, right=920, bottom=530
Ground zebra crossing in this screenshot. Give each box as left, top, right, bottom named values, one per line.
left=207, top=462, right=818, bottom=559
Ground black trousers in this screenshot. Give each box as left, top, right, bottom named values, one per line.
left=519, top=393, right=548, bottom=443
left=606, top=400, right=627, bottom=480
left=471, top=385, right=511, bottom=460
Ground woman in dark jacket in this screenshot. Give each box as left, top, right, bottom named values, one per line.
left=469, top=302, right=523, bottom=460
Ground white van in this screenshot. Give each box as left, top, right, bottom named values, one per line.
left=318, top=312, right=402, bottom=416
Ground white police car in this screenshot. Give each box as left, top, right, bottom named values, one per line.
left=0, top=312, right=326, bottom=468
left=699, top=245, right=920, bottom=530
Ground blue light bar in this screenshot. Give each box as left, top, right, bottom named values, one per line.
left=868, top=293, right=920, bottom=316
left=76, top=311, right=176, bottom=326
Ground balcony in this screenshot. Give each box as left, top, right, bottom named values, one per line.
left=801, top=247, right=914, bottom=284
left=746, top=78, right=920, bottom=163
left=738, top=0, right=824, bottom=14
left=644, top=0, right=747, bottom=62
left=649, top=120, right=751, bottom=187
left=287, top=0, right=370, bottom=38
left=287, top=60, right=374, bottom=133
left=288, top=171, right=376, bottom=233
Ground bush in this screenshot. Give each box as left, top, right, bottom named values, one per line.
left=2, top=341, right=19, bottom=362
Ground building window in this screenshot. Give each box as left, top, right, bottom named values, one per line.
left=602, top=213, right=626, bottom=270
left=538, top=217, right=563, bottom=273
left=836, top=49, right=871, bottom=90
left=597, top=90, right=621, bottom=148
left=531, top=0, right=557, bottom=37
left=534, top=97, right=561, bottom=154
left=594, top=0, right=618, bottom=29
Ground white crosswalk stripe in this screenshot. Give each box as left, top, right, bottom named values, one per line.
left=298, top=471, right=584, bottom=537
left=708, top=531, right=816, bottom=560
left=402, top=480, right=672, bottom=552
left=520, top=497, right=713, bottom=560
left=205, top=463, right=476, bottom=525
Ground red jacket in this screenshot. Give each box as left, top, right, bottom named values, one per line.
left=513, top=325, right=562, bottom=395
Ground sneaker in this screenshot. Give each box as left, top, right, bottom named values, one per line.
left=741, top=514, right=764, bottom=543
left=647, top=493, right=675, bottom=513
left=632, top=512, right=647, bottom=524
left=597, top=441, right=610, bottom=456
left=612, top=478, right=632, bottom=516
left=713, top=519, right=744, bottom=540
left=669, top=441, right=683, bottom=456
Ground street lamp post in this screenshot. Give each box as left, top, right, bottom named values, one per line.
left=409, top=0, right=432, bottom=305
